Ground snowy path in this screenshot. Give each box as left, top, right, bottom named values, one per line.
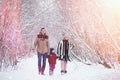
left=0, top=55, right=120, bottom=80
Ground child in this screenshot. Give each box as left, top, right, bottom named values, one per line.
left=48, top=48, right=57, bottom=75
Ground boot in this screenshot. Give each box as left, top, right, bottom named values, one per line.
left=41, top=68, right=45, bottom=75
left=49, top=69, right=53, bottom=75
left=38, top=66, right=41, bottom=74
left=61, top=70, right=64, bottom=75
left=64, top=70, right=67, bottom=74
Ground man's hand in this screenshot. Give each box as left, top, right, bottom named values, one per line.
left=32, top=47, right=35, bottom=52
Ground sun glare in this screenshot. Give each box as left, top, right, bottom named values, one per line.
left=105, top=0, right=120, bottom=14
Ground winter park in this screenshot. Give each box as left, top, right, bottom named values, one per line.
left=1, top=0, right=120, bottom=80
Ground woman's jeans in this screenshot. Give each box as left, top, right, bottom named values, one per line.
left=37, top=52, right=47, bottom=74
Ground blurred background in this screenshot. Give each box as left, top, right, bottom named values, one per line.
left=0, top=0, right=120, bottom=71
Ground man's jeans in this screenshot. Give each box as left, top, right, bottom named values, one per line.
left=37, top=52, right=47, bottom=74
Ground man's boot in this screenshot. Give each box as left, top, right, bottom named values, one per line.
left=41, top=68, right=45, bottom=75
left=38, top=66, right=41, bottom=74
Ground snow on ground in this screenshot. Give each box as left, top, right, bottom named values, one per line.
left=0, top=55, right=120, bottom=80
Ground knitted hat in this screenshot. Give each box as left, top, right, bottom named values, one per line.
left=50, top=48, right=54, bottom=53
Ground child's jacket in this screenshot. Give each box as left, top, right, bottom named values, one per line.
left=48, top=53, right=57, bottom=64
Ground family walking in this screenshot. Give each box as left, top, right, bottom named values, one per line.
left=33, top=28, right=72, bottom=75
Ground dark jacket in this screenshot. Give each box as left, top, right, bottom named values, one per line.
left=57, top=40, right=70, bottom=61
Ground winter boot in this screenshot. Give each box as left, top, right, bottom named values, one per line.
left=64, top=70, right=67, bottom=74
left=41, top=68, right=45, bottom=75
left=61, top=70, right=65, bottom=75
left=49, top=69, right=53, bottom=75
left=38, top=66, right=41, bottom=74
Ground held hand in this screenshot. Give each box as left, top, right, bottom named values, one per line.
left=72, top=42, right=75, bottom=47
left=56, top=56, right=59, bottom=59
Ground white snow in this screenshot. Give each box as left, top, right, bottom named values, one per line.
left=0, top=55, right=120, bottom=80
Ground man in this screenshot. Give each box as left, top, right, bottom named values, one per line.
left=33, top=28, right=50, bottom=75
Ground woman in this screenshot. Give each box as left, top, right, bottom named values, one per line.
left=57, top=34, right=71, bottom=75
left=33, top=28, right=50, bottom=75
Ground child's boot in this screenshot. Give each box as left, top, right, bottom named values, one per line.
left=49, top=69, right=53, bottom=75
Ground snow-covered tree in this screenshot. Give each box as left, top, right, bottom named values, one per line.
left=0, top=0, right=27, bottom=70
